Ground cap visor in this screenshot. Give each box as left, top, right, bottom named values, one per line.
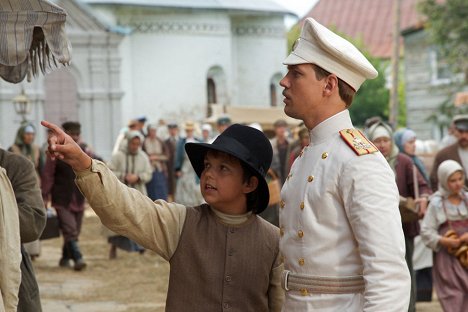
left=283, top=52, right=310, bottom=65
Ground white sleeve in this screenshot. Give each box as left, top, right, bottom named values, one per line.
left=420, top=200, right=443, bottom=251
left=340, top=154, right=410, bottom=311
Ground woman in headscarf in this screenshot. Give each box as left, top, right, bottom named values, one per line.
left=107, top=131, right=153, bottom=258
left=394, top=128, right=430, bottom=184
left=421, top=160, right=468, bottom=311
left=394, top=128, right=434, bottom=302
left=9, top=123, right=41, bottom=177
left=367, top=121, right=431, bottom=312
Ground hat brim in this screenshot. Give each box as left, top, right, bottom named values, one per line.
left=456, top=124, right=468, bottom=131
left=185, top=142, right=270, bottom=214
left=283, top=52, right=310, bottom=65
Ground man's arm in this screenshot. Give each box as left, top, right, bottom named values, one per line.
left=340, top=155, right=410, bottom=311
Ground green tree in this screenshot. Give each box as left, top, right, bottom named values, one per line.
left=349, top=55, right=390, bottom=128
left=418, top=0, right=468, bottom=83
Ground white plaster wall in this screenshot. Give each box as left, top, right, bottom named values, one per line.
left=94, top=6, right=287, bottom=126
left=232, top=15, right=287, bottom=107
left=119, top=11, right=233, bottom=124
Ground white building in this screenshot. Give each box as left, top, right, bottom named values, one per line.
left=0, top=0, right=291, bottom=159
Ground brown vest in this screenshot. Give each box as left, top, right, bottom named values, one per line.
left=166, top=204, right=279, bottom=312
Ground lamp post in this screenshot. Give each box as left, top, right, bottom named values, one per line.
left=12, top=88, right=31, bottom=122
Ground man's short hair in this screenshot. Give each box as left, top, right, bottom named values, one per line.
left=273, top=119, right=288, bottom=128
left=62, top=121, right=81, bottom=134
left=311, top=64, right=355, bottom=108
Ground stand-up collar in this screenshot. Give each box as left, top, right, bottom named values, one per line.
left=309, top=110, right=353, bottom=145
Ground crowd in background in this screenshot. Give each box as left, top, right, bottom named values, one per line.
left=2, top=112, right=468, bottom=311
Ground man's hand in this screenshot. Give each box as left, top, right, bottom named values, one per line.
left=41, top=121, right=92, bottom=171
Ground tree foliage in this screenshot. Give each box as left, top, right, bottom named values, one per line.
left=418, top=0, right=468, bottom=83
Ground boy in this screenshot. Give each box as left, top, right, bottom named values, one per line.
left=41, top=121, right=284, bottom=311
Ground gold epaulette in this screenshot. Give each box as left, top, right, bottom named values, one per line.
left=339, top=128, right=378, bottom=156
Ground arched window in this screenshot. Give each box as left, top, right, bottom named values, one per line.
left=206, top=66, right=227, bottom=117
left=207, top=78, right=217, bottom=104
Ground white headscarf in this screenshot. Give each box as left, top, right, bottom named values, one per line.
left=437, top=160, right=464, bottom=197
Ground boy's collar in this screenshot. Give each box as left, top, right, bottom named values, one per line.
left=210, top=207, right=252, bottom=225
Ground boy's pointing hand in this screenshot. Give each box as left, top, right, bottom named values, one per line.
left=41, top=120, right=92, bottom=171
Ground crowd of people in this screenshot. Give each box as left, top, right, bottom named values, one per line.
left=2, top=17, right=468, bottom=312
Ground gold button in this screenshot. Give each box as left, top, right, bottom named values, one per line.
left=300, top=202, right=304, bottom=210
left=280, top=200, right=285, bottom=208
left=300, top=288, right=308, bottom=296
left=307, top=175, right=314, bottom=182
left=280, top=227, right=284, bottom=236
left=321, top=152, right=328, bottom=159
left=298, top=258, right=305, bottom=266
left=298, top=230, right=304, bottom=238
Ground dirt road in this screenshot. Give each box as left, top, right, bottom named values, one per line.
left=34, top=209, right=442, bottom=311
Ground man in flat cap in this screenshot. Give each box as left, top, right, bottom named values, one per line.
left=278, top=18, right=410, bottom=310
left=430, top=114, right=468, bottom=190
left=41, top=121, right=99, bottom=271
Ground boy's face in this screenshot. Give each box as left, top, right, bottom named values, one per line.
left=200, top=151, right=258, bottom=214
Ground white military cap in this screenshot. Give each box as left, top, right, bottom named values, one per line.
left=283, top=18, right=378, bottom=91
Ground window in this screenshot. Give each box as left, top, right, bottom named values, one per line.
left=207, top=78, right=217, bottom=104
left=429, top=48, right=452, bottom=85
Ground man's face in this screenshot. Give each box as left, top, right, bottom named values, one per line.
left=128, top=137, right=141, bottom=154
left=168, top=127, right=178, bottom=137
left=280, top=64, right=324, bottom=121
left=456, top=128, right=468, bottom=148
left=217, top=124, right=230, bottom=134
left=274, top=126, right=287, bottom=139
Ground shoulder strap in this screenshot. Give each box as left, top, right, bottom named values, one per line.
left=339, top=128, right=378, bottom=156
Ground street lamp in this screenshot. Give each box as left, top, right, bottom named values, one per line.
left=12, top=88, right=31, bottom=122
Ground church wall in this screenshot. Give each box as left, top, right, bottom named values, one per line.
left=231, top=15, right=287, bottom=106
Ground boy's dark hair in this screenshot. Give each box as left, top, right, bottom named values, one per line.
left=205, top=150, right=260, bottom=213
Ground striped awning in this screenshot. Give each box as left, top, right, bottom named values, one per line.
left=0, top=0, right=72, bottom=83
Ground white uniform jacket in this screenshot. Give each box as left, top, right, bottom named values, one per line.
left=279, top=110, right=410, bottom=311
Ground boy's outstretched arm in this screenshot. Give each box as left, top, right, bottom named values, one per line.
left=41, top=121, right=92, bottom=171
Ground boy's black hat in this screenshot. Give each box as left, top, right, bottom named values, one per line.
left=185, top=124, right=273, bottom=213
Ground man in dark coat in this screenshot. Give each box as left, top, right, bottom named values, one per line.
left=0, top=148, right=46, bottom=312
left=431, top=114, right=468, bottom=191
left=41, top=121, right=97, bottom=271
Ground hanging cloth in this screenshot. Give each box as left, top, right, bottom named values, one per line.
left=0, top=0, right=71, bottom=83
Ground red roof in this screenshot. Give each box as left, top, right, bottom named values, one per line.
left=303, top=0, right=423, bottom=58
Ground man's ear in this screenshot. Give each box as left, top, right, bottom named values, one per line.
left=243, top=176, right=259, bottom=194
left=323, top=74, right=339, bottom=96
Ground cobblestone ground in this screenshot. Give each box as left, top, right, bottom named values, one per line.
left=34, top=209, right=443, bottom=311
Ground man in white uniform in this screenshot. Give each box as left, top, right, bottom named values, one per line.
left=278, top=18, right=410, bottom=311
